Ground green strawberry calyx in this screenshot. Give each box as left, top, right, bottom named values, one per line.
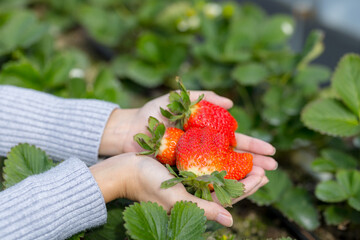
left=160, top=77, right=203, bottom=130
left=133, top=116, right=166, bottom=156
left=161, top=165, right=245, bottom=207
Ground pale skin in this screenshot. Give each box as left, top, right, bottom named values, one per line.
left=91, top=91, right=277, bottom=227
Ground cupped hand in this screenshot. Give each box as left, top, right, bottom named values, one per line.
left=90, top=153, right=235, bottom=227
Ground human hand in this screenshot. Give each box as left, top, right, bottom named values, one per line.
left=98, top=91, right=277, bottom=207
left=90, top=153, right=235, bottom=226
left=102, top=91, right=234, bottom=155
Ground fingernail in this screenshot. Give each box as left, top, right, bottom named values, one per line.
left=274, top=161, right=278, bottom=170
left=216, top=211, right=233, bottom=227
left=271, top=147, right=276, bottom=156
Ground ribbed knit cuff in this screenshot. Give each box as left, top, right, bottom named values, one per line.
left=0, top=158, right=107, bottom=240
left=0, top=85, right=119, bottom=166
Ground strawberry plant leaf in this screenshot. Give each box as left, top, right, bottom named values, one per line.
left=301, top=98, right=360, bottom=137
left=160, top=108, right=173, bottom=119
left=169, top=92, right=182, bottom=106
left=323, top=205, right=350, bottom=226
left=275, top=187, right=320, bottom=231
left=213, top=184, right=232, bottom=207
left=315, top=180, right=348, bottom=202
left=321, top=149, right=358, bottom=169
left=148, top=117, right=160, bottom=133
left=85, top=206, right=126, bottom=240
left=168, top=201, right=206, bottom=240
left=155, top=123, right=166, bottom=140
left=294, top=65, right=331, bottom=96
left=66, top=231, right=85, bottom=240
left=332, top=54, right=360, bottom=117
left=134, top=134, right=153, bottom=151
left=311, top=158, right=337, bottom=173
left=167, top=101, right=185, bottom=114
left=297, top=30, right=324, bottom=70
left=0, top=11, right=48, bottom=56
left=3, top=143, right=55, bottom=188
left=336, top=170, right=360, bottom=199
left=249, top=170, right=292, bottom=206
left=161, top=178, right=184, bottom=189
left=165, top=164, right=178, bottom=177
left=179, top=171, right=197, bottom=179
left=0, top=60, right=42, bottom=89
left=223, top=179, right=244, bottom=198
left=123, top=202, right=168, bottom=240
left=231, top=62, right=268, bottom=86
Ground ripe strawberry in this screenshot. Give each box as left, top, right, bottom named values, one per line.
left=134, top=117, right=184, bottom=165
left=175, top=127, right=229, bottom=175
left=223, top=151, right=253, bottom=180
left=161, top=79, right=238, bottom=146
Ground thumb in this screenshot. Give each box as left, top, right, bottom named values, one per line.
left=179, top=192, right=233, bottom=227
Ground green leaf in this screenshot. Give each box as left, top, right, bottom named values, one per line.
left=249, top=170, right=292, bottom=206
left=321, top=149, right=358, bottom=170
left=297, top=30, right=324, bottom=69
left=323, top=205, right=349, bottom=226
left=148, top=117, right=160, bottom=133
left=348, top=192, right=360, bottom=211
left=213, top=184, right=232, bottom=207
left=311, top=158, right=337, bottom=173
left=229, top=107, right=252, bottom=134
left=336, top=170, right=360, bottom=197
left=85, top=207, right=126, bottom=240
left=136, top=33, right=162, bottom=63
left=123, top=202, right=168, bottom=240
left=68, top=78, right=86, bottom=98
left=275, top=187, right=319, bottom=231
left=295, top=65, right=331, bottom=96
left=93, top=66, right=124, bottom=104
left=126, top=60, right=166, bottom=88
left=232, top=63, right=268, bottom=86
left=161, top=178, right=184, bottom=189
left=0, top=60, right=41, bottom=89
left=134, top=133, right=154, bottom=151
left=3, top=143, right=55, bottom=188
left=259, top=15, right=294, bottom=46
left=0, top=11, right=48, bottom=56
left=168, top=201, right=206, bottom=240
left=66, top=231, right=84, bottom=240
left=78, top=6, right=135, bottom=46
left=301, top=98, right=360, bottom=137
left=315, top=180, right=348, bottom=203
left=332, top=54, right=360, bottom=117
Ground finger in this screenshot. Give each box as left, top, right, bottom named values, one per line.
left=175, top=191, right=234, bottom=227
left=189, top=91, right=233, bottom=109
left=246, top=166, right=265, bottom=177
left=235, top=133, right=276, bottom=156
left=231, top=175, right=263, bottom=202
left=252, top=155, right=278, bottom=170
left=233, top=176, right=269, bottom=203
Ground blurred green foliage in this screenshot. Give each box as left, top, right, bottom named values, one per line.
left=0, top=0, right=359, bottom=238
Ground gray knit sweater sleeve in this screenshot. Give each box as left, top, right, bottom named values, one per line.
left=0, top=158, right=107, bottom=240
left=0, top=85, right=119, bottom=166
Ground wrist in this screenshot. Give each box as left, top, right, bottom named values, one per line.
left=89, top=153, right=139, bottom=203
left=99, top=108, right=139, bottom=156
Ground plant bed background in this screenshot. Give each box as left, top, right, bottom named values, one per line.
left=0, top=0, right=359, bottom=239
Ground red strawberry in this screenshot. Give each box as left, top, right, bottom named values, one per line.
left=161, top=79, right=238, bottom=146
left=134, top=117, right=184, bottom=165
left=175, top=127, right=229, bottom=175
left=223, top=151, right=253, bottom=180
left=184, top=100, right=237, bottom=146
